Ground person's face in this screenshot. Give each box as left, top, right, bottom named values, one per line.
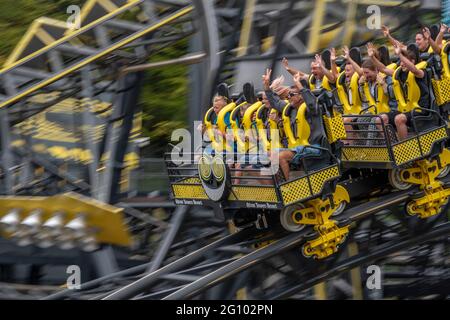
left=415, top=34, right=428, bottom=51
left=345, top=63, right=354, bottom=78
left=288, top=89, right=303, bottom=107
left=213, top=96, right=227, bottom=114
left=363, top=68, right=377, bottom=82
left=311, top=62, right=323, bottom=78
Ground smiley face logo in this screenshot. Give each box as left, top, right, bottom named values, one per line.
left=198, top=154, right=229, bottom=201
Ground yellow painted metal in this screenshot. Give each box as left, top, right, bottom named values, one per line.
left=228, top=186, right=278, bottom=203
left=0, top=192, right=132, bottom=246
left=418, top=127, right=448, bottom=155
left=323, top=111, right=347, bottom=144
left=307, top=0, right=326, bottom=53
left=337, top=72, right=362, bottom=115
left=392, top=61, right=428, bottom=113
left=286, top=185, right=350, bottom=259
left=280, top=176, right=311, bottom=205
left=343, top=127, right=447, bottom=165
left=172, top=184, right=208, bottom=200
left=236, top=0, right=257, bottom=57
left=343, top=147, right=390, bottom=162
left=1, top=0, right=144, bottom=74
left=432, top=72, right=450, bottom=107
left=392, top=139, right=422, bottom=165
left=400, top=154, right=450, bottom=218
left=35, top=29, right=57, bottom=46
left=342, top=0, right=358, bottom=46
left=314, top=282, right=327, bottom=300
left=0, top=6, right=193, bottom=109
left=280, top=165, right=340, bottom=206
left=4, top=17, right=68, bottom=67
left=347, top=242, right=363, bottom=300
left=310, top=166, right=340, bottom=195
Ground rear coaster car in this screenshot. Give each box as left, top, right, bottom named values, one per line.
left=166, top=88, right=351, bottom=259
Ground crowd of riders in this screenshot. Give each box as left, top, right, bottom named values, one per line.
left=199, top=24, right=450, bottom=180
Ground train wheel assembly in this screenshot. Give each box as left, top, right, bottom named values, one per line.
left=400, top=154, right=450, bottom=219
left=280, top=204, right=306, bottom=232
left=280, top=185, right=350, bottom=259
left=388, top=168, right=413, bottom=191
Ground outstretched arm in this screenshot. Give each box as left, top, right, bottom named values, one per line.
left=394, top=45, right=424, bottom=78
left=435, top=24, right=448, bottom=47
left=382, top=25, right=407, bottom=51
left=343, top=46, right=363, bottom=76
left=282, top=57, right=308, bottom=78
left=292, top=72, right=304, bottom=91
left=330, top=48, right=340, bottom=80
left=315, top=54, right=336, bottom=83
left=423, top=27, right=441, bottom=55
left=367, top=42, right=394, bottom=76
left=262, top=68, right=288, bottom=113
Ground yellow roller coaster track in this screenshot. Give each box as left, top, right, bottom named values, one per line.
left=0, top=4, right=193, bottom=110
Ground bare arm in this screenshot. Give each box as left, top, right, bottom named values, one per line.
left=343, top=46, right=363, bottom=76
left=330, top=48, right=340, bottom=80
left=395, top=45, right=424, bottom=78
left=423, top=27, right=441, bottom=55
left=382, top=25, right=407, bottom=51
left=282, top=57, right=309, bottom=78
left=367, top=42, right=394, bottom=76
left=293, top=72, right=304, bottom=91
left=315, top=54, right=336, bottom=83
left=434, top=24, right=448, bottom=53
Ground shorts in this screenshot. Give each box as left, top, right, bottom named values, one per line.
left=272, top=144, right=322, bottom=165
left=384, top=109, right=430, bottom=129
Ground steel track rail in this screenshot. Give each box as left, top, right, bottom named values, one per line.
left=268, top=220, right=450, bottom=299
left=158, top=182, right=450, bottom=300
left=44, top=226, right=257, bottom=300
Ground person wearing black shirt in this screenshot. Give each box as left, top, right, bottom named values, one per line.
left=393, top=45, right=430, bottom=140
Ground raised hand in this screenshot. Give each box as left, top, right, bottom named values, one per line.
left=358, top=74, right=366, bottom=85
left=376, top=73, right=385, bottom=85
left=282, top=57, right=289, bottom=70
left=366, top=42, right=375, bottom=58
left=393, top=43, right=401, bottom=56
left=262, top=68, right=272, bottom=90
left=293, top=72, right=303, bottom=89
left=422, top=27, right=431, bottom=40
left=315, top=54, right=324, bottom=67
left=381, top=25, right=390, bottom=37
left=343, top=46, right=350, bottom=60
left=440, top=23, right=448, bottom=34
left=330, top=48, right=337, bottom=62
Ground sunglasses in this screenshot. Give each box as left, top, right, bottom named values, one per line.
left=288, top=92, right=300, bottom=97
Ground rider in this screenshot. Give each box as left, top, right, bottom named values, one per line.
left=281, top=51, right=337, bottom=91
left=392, top=44, right=431, bottom=140
left=263, top=69, right=320, bottom=180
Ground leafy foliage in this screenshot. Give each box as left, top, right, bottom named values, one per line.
left=0, top=0, right=189, bottom=156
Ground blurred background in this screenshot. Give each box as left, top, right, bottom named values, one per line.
left=0, top=0, right=447, bottom=300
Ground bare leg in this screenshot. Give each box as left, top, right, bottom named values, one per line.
left=343, top=117, right=354, bottom=145
left=233, top=163, right=242, bottom=185
left=395, top=114, right=408, bottom=141
left=375, top=114, right=390, bottom=142
left=278, top=150, right=295, bottom=180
